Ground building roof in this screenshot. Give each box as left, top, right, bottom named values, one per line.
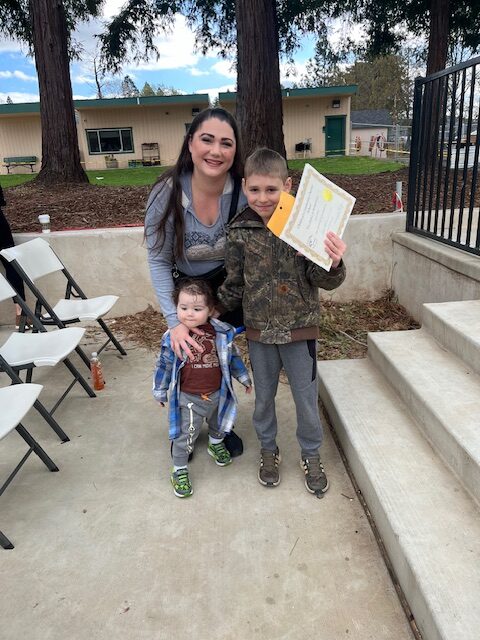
left=351, top=109, right=393, bottom=128
left=0, top=102, right=41, bottom=115
left=219, top=84, right=357, bottom=103
left=75, top=94, right=210, bottom=110
left=0, top=93, right=210, bottom=116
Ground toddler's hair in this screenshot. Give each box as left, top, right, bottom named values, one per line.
left=244, top=147, right=288, bottom=181
left=173, top=278, right=216, bottom=309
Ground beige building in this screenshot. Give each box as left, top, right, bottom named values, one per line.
left=0, top=94, right=210, bottom=174
left=220, top=85, right=357, bottom=159
left=0, top=86, right=357, bottom=174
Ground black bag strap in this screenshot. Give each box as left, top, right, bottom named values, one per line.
left=228, top=177, right=241, bottom=222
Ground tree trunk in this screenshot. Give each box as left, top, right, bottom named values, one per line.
left=30, top=0, right=88, bottom=184
left=426, top=0, right=451, bottom=75
left=235, top=0, right=286, bottom=159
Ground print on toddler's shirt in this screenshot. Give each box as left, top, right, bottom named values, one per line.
left=191, top=332, right=219, bottom=369
left=180, top=324, right=222, bottom=395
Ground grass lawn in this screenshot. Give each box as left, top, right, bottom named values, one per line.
left=1, top=156, right=404, bottom=189
left=87, top=165, right=169, bottom=186
left=1, top=173, right=37, bottom=187
left=288, top=156, right=405, bottom=175
left=0, top=165, right=168, bottom=188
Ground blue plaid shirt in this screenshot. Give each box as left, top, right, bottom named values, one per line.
left=152, top=318, right=251, bottom=439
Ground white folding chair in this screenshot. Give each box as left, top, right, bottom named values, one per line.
left=0, top=384, right=59, bottom=549
left=0, top=273, right=96, bottom=442
left=1, top=238, right=127, bottom=368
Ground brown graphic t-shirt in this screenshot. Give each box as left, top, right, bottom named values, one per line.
left=180, top=323, right=222, bottom=395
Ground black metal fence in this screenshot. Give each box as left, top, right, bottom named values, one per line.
left=407, top=56, right=480, bottom=255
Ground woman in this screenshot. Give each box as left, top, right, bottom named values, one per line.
left=145, top=107, right=247, bottom=456
left=145, top=107, right=246, bottom=358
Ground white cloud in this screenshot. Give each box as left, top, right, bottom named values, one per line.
left=198, top=84, right=236, bottom=103
left=72, top=74, right=95, bottom=85
left=126, top=18, right=200, bottom=71
left=190, top=68, right=210, bottom=77
left=211, top=60, right=236, bottom=79
left=102, top=0, right=127, bottom=19
left=0, top=39, right=24, bottom=54
left=0, top=70, right=37, bottom=82
left=72, top=92, right=98, bottom=100
left=0, top=91, right=39, bottom=103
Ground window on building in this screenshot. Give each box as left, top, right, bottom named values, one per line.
left=86, top=128, right=134, bottom=154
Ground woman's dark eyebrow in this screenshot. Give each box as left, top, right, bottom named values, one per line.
left=200, top=132, right=234, bottom=143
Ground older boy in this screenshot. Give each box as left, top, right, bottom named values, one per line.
left=218, top=148, right=346, bottom=497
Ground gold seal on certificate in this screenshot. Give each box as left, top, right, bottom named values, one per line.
left=267, top=163, right=355, bottom=271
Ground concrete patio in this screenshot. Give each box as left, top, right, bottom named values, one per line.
left=1, top=329, right=414, bottom=640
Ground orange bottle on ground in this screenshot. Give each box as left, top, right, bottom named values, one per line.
left=90, top=351, right=105, bottom=391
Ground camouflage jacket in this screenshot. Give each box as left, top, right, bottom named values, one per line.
left=218, top=207, right=346, bottom=344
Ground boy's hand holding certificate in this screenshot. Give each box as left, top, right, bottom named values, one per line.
left=267, top=163, right=355, bottom=271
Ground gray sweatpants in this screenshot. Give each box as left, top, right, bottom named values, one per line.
left=172, top=390, right=223, bottom=467
left=248, top=340, right=323, bottom=458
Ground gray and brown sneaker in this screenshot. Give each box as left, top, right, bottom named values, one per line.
left=258, top=448, right=281, bottom=487
left=301, top=456, right=329, bottom=497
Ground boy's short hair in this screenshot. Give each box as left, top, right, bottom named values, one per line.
left=172, top=278, right=216, bottom=309
left=244, top=147, right=288, bottom=181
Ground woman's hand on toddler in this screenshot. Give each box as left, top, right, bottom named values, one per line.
left=170, top=323, right=205, bottom=360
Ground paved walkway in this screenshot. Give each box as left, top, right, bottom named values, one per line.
left=1, top=336, right=414, bottom=640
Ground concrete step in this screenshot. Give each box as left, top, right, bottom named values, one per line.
left=421, top=300, right=480, bottom=376
left=367, top=328, right=480, bottom=505
left=318, top=357, right=480, bottom=640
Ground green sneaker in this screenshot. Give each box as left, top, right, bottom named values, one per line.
left=171, top=468, right=193, bottom=498
left=207, top=441, right=232, bottom=466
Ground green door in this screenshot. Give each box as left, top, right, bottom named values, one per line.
left=325, top=116, right=346, bottom=156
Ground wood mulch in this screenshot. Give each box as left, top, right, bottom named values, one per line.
left=3, top=168, right=409, bottom=233
left=112, top=291, right=420, bottom=362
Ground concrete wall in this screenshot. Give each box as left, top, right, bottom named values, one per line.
left=334, top=213, right=405, bottom=301
left=7, top=215, right=479, bottom=329
left=0, top=213, right=405, bottom=326
left=0, top=228, right=151, bottom=326
left=392, top=232, right=480, bottom=322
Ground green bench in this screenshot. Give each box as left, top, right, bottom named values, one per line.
left=3, top=156, right=38, bottom=174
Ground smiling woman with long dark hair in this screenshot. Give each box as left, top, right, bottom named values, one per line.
left=145, top=107, right=246, bottom=357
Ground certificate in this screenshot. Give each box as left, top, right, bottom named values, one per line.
left=267, top=163, right=355, bottom=271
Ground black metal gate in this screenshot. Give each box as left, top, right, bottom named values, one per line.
left=407, top=56, right=480, bottom=255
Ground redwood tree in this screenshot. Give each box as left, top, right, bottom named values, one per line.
left=235, top=0, right=285, bottom=158
left=426, top=0, right=450, bottom=74
left=30, top=0, right=87, bottom=184
left=0, top=0, right=104, bottom=185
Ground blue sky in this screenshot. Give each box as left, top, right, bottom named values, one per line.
left=0, top=2, right=322, bottom=105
